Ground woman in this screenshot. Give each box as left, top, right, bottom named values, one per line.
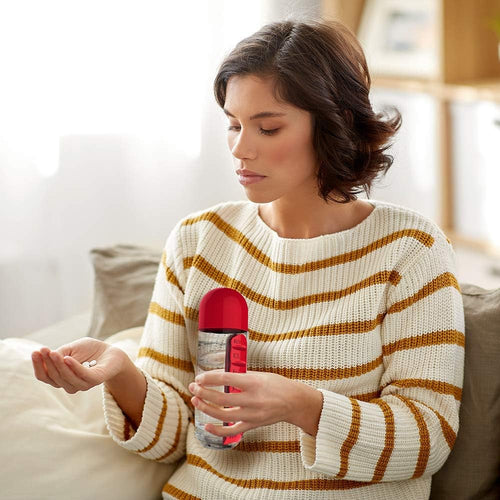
left=32, top=19, right=465, bottom=499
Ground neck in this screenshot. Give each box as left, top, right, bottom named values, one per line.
left=258, top=197, right=373, bottom=239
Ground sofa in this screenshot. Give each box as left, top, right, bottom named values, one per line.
left=1, top=244, right=499, bottom=500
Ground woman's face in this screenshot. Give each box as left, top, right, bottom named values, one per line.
left=224, top=74, right=319, bottom=204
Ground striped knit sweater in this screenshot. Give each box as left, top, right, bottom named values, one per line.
left=102, top=198, right=465, bottom=500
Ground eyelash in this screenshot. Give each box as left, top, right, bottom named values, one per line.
left=227, top=125, right=278, bottom=136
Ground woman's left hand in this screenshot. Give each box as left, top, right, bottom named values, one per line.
left=188, top=370, right=323, bottom=437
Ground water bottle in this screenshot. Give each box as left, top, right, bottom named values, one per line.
left=195, top=287, right=248, bottom=449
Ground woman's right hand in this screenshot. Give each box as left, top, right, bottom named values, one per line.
left=31, top=337, right=127, bottom=394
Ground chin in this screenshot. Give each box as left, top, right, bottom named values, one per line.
left=241, top=189, right=277, bottom=204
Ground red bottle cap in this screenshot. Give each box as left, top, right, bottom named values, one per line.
left=198, top=288, right=248, bottom=331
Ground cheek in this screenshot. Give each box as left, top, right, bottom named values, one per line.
left=267, top=133, right=313, bottom=164
left=267, top=144, right=290, bottom=164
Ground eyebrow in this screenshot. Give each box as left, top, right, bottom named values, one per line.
left=223, top=108, right=287, bottom=120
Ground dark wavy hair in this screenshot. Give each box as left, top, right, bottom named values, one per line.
left=213, top=19, right=402, bottom=203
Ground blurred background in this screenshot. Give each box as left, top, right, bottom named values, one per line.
left=1, top=0, right=500, bottom=339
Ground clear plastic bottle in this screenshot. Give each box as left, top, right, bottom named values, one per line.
left=194, top=288, right=248, bottom=449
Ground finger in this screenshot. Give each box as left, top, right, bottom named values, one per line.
left=39, top=348, right=76, bottom=391
left=191, top=396, right=242, bottom=422
left=62, top=355, right=98, bottom=385
left=195, top=371, right=251, bottom=390
left=38, top=348, right=63, bottom=388
left=48, top=351, right=89, bottom=391
left=31, top=351, right=59, bottom=388
left=193, top=395, right=264, bottom=429
left=189, top=383, right=242, bottom=407
left=204, top=420, right=253, bottom=437
left=54, top=338, right=95, bottom=359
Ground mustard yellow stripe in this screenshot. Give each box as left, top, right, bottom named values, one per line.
left=388, top=272, right=460, bottom=314
left=185, top=306, right=198, bottom=322
left=337, top=398, right=361, bottom=479
left=186, top=306, right=463, bottom=350
left=383, top=330, right=465, bottom=356
left=187, top=302, right=459, bottom=346
left=138, top=391, right=167, bottom=454
left=138, top=347, right=193, bottom=373
left=185, top=306, right=386, bottom=341
left=186, top=453, right=375, bottom=490
left=370, top=399, right=395, bottom=482
left=185, top=254, right=401, bottom=310
left=152, top=376, right=194, bottom=410
left=250, top=314, right=386, bottom=342
left=163, top=483, right=201, bottom=500
left=357, top=389, right=382, bottom=402
left=393, top=395, right=430, bottom=479
left=439, top=415, right=457, bottom=450
left=149, top=302, right=185, bottom=327
left=387, top=378, right=462, bottom=401
left=182, top=210, right=434, bottom=272
left=156, top=407, right=183, bottom=461
left=413, top=399, right=457, bottom=450
left=162, top=251, right=183, bottom=292
left=249, top=355, right=382, bottom=381
left=189, top=309, right=464, bottom=354
left=235, top=440, right=301, bottom=453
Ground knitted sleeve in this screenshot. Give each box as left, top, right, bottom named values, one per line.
left=299, top=232, right=465, bottom=481
left=101, top=220, right=193, bottom=464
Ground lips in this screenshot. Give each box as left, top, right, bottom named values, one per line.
left=236, top=169, right=266, bottom=177
left=237, top=170, right=267, bottom=186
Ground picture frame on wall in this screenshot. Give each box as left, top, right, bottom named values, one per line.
left=358, top=0, right=440, bottom=79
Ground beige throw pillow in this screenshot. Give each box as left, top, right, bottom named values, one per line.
left=430, top=283, right=500, bottom=500
left=87, top=244, right=162, bottom=340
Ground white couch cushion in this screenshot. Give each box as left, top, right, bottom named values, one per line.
left=0, top=327, right=177, bottom=500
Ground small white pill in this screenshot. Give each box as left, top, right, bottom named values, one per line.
left=82, top=361, right=90, bottom=367
left=89, top=360, right=97, bottom=367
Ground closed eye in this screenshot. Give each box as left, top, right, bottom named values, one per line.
left=227, top=125, right=278, bottom=136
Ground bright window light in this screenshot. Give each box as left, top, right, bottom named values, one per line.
left=0, top=0, right=212, bottom=176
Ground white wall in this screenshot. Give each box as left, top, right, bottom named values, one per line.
left=368, top=88, right=440, bottom=222
left=0, top=0, right=321, bottom=338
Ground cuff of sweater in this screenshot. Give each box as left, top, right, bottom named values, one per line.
left=300, top=388, right=354, bottom=476
left=102, top=366, right=165, bottom=453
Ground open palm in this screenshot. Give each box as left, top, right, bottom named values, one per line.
left=31, top=336, right=126, bottom=393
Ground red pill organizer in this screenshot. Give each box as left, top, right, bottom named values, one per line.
left=195, top=288, right=248, bottom=449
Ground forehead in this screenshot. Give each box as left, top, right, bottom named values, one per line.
left=225, top=74, right=291, bottom=114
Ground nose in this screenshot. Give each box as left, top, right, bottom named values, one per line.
left=229, top=127, right=256, bottom=160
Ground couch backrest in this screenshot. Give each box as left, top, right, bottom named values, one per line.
left=430, top=283, right=500, bottom=500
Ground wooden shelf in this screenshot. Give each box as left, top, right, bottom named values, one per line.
left=447, top=230, right=500, bottom=258
left=372, top=77, right=500, bottom=103
left=322, top=0, right=500, bottom=254
left=446, top=79, right=500, bottom=103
